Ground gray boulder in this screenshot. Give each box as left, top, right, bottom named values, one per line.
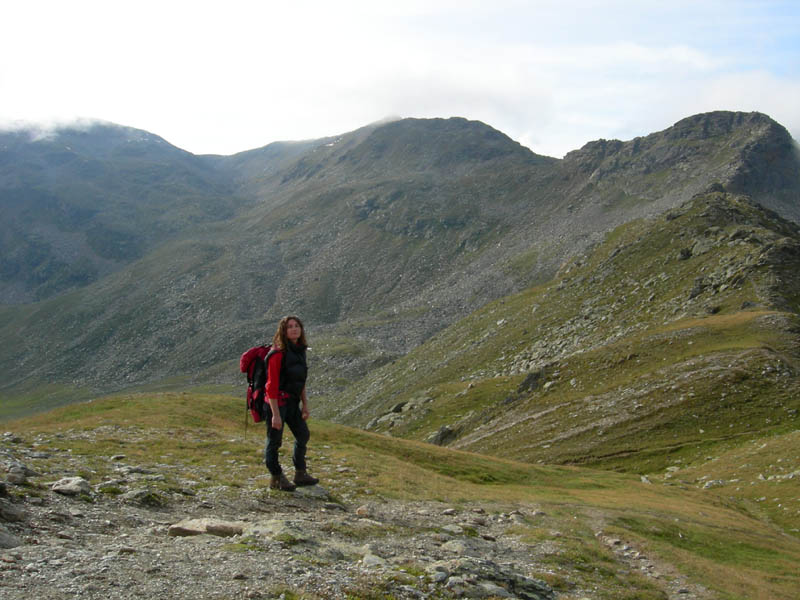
left=0, top=525, right=22, bottom=549
left=52, top=477, right=91, bottom=496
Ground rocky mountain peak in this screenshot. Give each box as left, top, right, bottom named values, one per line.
left=563, top=111, right=789, bottom=166
left=359, top=117, right=545, bottom=167
left=557, top=111, right=800, bottom=223
left=270, top=117, right=548, bottom=186
left=666, top=110, right=785, bottom=141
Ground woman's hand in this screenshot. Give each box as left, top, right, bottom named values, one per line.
left=271, top=414, right=283, bottom=429
left=301, top=405, right=310, bottom=420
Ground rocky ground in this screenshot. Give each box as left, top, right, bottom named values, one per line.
left=1, top=430, right=712, bottom=600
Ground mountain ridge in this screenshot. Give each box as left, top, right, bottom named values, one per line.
left=0, top=111, right=798, bottom=418
left=2, top=112, right=799, bottom=600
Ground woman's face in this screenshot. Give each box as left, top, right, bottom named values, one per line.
left=286, top=319, right=302, bottom=343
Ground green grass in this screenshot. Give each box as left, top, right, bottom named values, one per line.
left=0, top=383, right=96, bottom=421
left=610, top=515, right=800, bottom=600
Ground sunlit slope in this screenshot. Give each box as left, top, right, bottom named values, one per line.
left=323, top=191, right=800, bottom=479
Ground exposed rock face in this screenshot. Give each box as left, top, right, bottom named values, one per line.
left=427, top=425, right=458, bottom=446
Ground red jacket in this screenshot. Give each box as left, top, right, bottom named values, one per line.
left=266, top=350, right=290, bottom=406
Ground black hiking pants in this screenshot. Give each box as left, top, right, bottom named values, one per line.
left=264, top=399, right=309, bottom=476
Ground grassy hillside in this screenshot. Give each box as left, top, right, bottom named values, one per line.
left=4, top=393, right=799, bottom=599
left=319, top=191, right=800, bottom=532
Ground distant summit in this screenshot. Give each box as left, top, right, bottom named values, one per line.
left=0, top=122, right=239, bottom=302
left=561, top=111, right=799, bottom=222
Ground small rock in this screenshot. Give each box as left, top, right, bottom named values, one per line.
left=0, top=500, right=26, bottom=523
left=6, top=473, right=26, bottom=485
left=0, top=527, right=22, bottom=549
left=479, top=582, right=512, bottom=598
left=441, top=524, right=464, bottom=535
left=169, top=518, right=245, bottom=538
left=52, top=477, right=91, bottom=496
left=362, top=554, right=386, bottom=568
left=702, top=480, right=725, bottom=489
left=294, top=484, right=330, bottom=499
left=442, top=540, right=467, bottom=553
left=120, top=489, right=165, bottom=507
left=430, top=571, right=448, bottom=583
left=445, top=575, right=467, bottom=590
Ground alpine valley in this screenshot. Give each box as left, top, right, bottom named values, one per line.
left=1, top=111, right=800, bottom=599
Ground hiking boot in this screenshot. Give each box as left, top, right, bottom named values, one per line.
left=269, top=473, right=296, bottom=491
left=293, top=470, right=319, bottom=486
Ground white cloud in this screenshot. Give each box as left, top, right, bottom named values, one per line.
left=1, top=1, right=798, bottom=157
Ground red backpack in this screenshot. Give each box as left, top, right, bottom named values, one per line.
left=239, top=345, right=271, bottom=424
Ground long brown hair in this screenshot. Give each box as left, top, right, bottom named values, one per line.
left=271, top=315, right=307, bottom=350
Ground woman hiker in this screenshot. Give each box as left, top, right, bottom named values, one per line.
left=265, top=315, right=319, bottom=491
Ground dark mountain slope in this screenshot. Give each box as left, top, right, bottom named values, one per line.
left=236, top=119, right=556, bottom=325
left=0, top=123, right=243, bottom=302
left=228, top=112, right=800, bottom=336
left=0, top=119, right=555, bottom=409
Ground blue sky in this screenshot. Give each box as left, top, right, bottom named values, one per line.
left=2, top=0, right=798, bottom=157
